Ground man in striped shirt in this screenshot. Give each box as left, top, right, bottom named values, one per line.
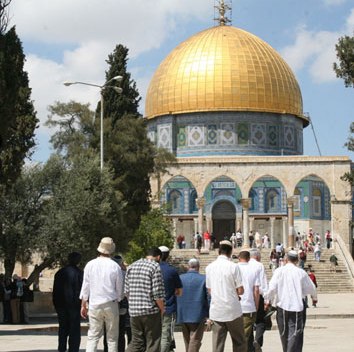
left=125, top=247, right=165, bottom=352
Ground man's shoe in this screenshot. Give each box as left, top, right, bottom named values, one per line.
left=253, top=341, right=262, bottom=352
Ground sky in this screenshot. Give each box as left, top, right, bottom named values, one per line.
left=7, top=0, right=354, bottom=162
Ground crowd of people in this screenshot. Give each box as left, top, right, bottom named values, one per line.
left=1, top=226, right=336, bottom=351
left=47, top=234, right=324, bottom=352
left=0, top=273, right=33, bottom=324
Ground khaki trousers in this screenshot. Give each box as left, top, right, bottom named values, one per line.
left=212, top=316, right=246, bottom=352
left=182, top=322, right=205, bottom=352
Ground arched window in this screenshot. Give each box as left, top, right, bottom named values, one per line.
left=312, top=188, right=322, bottom=217
left=169, top=190, right=182, bottom=214
left=265, top=189, right=279, bottom=213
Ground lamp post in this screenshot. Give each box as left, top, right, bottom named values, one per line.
left=63, top=76, right=123, bottom=170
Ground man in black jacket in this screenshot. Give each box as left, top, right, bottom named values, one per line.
left=53, top=252, right=83, bottom=352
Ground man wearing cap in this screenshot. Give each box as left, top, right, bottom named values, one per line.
left=159, top=246, right=183, bottom=352
left=125, top=247, right=165, bottom=352
left=80, top=237, right=124, bottom=352
left=176, top=258, right=209, bottom=352
left=264, top=250, right=317, bottom=352
left=53, top=252, right=83, bottom=352
left=206, top=240, right=246, bottom=352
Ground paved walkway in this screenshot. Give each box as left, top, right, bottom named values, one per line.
left=1, top=293, right=354, bottom=352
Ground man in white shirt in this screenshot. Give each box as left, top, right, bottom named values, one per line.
left=80, top=237, right=124, bottom=352
left=265, top=250, right=317, bottom=352
left=248, top=249, right=268, bottom=352
left=206, top=240, right=246, bottom=352
left=237, top=251, right=260, bottom=344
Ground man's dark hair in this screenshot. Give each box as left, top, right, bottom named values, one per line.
left=68, top=252, right=81, bottom=266
left=238, top=250, right=250, bottom=261
left=161, top=252, right=169, bottom=262
left=219, top=244, right=232, bottom=256
left=147, top=247, right=162, bottom=258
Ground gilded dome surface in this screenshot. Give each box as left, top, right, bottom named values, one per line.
left=145, top=25, right=306, bottom=124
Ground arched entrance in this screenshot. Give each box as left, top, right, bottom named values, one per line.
left=212, top=201, right=236, bottom=244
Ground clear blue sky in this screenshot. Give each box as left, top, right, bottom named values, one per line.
left=8, top=0, right=354, bottom=162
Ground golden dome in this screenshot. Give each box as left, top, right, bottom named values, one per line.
left=145, top=25, right=307, bottom=125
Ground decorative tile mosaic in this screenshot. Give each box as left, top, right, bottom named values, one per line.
left=157, top=124, right=171, bottom=149
left=220, top=123, right=236, bottom=145
left=188, top=126, right=205, bottom=146
left=178, top=126, right=187, bottom=147
left=207, top=124, right=218, bottom=145
left=268, top=125, right=278, bottom=147
left=237, top=123, right=249, bottom=145
left=251, top=124, right=266, bottom=145
left=284, top=125, right=295, bottom=148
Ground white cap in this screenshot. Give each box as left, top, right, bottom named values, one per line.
left=158, top=246, right=170, bottom=253
left=287, top=250, right=298, bottom=258
left=219, top=240, right=233, bottom=248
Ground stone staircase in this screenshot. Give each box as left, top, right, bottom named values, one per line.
left=170, top=247, right=354, bottom=293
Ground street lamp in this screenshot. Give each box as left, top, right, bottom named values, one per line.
left=63, top=75, right=123, bottom=170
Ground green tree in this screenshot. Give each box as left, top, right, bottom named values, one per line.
left=333, top=33, right=354, bottom=184
left=101, top=44, right=141, bottom=124
left=333, top=33, right=354, bottom=88
left=45, top=101, right=96, bottom=159
left=98, top=45, right=155, bottom=236
left=0, top=162, right=50, bottom=279
left=0, top=25, right=38, bottom=188
left=125, top=208, right=173, bottom=263
left=0, top=153, right=126, bottom=283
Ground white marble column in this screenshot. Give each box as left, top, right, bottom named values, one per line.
left=287, top=197, right=295, bottom=248
left=172, top=218, right=178, bottom=249
left=241, top=198, right=251, bottom=248
left=236, top=218, right=242, bottom=232
left=270, top=216, right=276, bottom=249
left=282, top=217, right=288, bottom=248
left=196, top=197, right=206, bottom=235
left=206, top=216, right=212, bottom=233
left=193, top=218, right=198, bottom=234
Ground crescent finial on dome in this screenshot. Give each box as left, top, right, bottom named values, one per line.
left=214, top=0, right=232, bottom=26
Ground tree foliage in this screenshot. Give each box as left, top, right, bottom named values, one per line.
left=125, top=208, right=173, bottom=263
left=97, top=45, right=156, bottom=236
left=0, top=26, right=38, bottom=189
left=0, top=154, right=126, bottom=282
left=46, top=101, right=96, bottom=159
left=0, top=0, right=11, bottom=35
left=333, top=33, right=354, bottom=88
left=333, top=33, right=354, bottom=184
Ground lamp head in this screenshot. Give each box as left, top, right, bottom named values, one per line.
left=112, top=75, right=123, bottom=82
left=63, top=81, right=74, bottom=86
left=113, top=87, right=123, bottom=94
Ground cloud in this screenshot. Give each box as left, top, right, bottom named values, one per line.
left=9, top=0, right=211, bottom=161
left=281, top=27, right=340, bottom=83
left=281, top=8, right=354, bottom=84
left=323, top=0, right=346, bottom=6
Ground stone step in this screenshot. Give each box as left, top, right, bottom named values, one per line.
left=170, top=247, right=354, bottom=294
